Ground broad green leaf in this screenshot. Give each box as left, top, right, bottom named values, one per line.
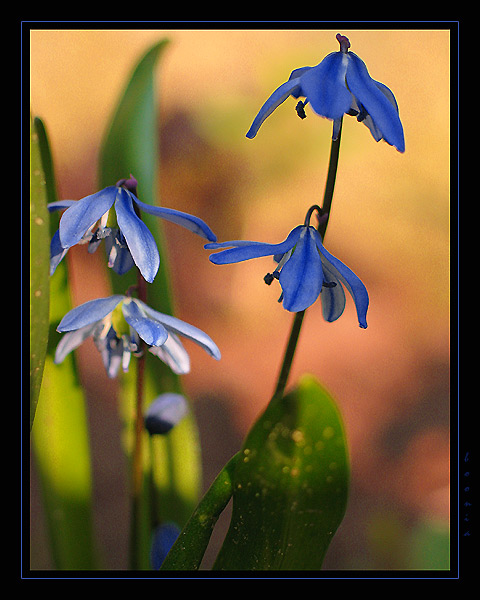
left=213, top=375, right=349, bottom=570
left=98, top=39, right=202, bottom=569
left=30, top=116, right=50, bottom=429
left=31, top=117, right=97, bottom=570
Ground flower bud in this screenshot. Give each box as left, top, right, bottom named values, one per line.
left=144, top=393, right=189, bottom=435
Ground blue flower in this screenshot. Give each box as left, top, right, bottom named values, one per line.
left=54, top=295, right=221, bottom=378
left=144, top=393, right=189, bottom=435
left=150, top=522, right=181, bottom=569
left=48, top=177, right=217, bottom=283
left=205, top=213, right=369, bottom=327
left=246, top=34, right=405, bottom=152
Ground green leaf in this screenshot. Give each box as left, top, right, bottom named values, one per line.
left=407, top=520, right=450, bottom=570
left=98, top=38, right=175, bottom=317
left=160, top=454, right=238, bottom=570
left=99, top=39, right=168, bottom=205
left=213, top=375, right=349, bottom=570
left=98, top=39, right=202, bottom=569
left=32, top=356, right=98, bottom=569
left=31, top=117, right=97, bottom=569
left=30, top=116, right=50, bottom=429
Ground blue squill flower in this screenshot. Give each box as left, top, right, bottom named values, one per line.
left=206, top=206, right=369, bottom=327
left=48, top=176, right=217, bottom=282
left=54, top=295, right=221, bottom=378
left=246, top=34, right=405, bottom=152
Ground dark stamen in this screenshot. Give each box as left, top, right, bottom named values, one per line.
left=264, top=273, right=274, bottom=285
left=295, top=100, right=307, bottom=120
left=356, top=105, right=369, bottom=123
left=322, top=281, right=337, bottom=288
left=264, top=271, right=280, bottom=285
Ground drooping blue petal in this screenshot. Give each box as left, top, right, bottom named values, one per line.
left=104, top=229, right=136, bottom=275
left=345, top=53, right=405, bottom=152
left=144, top=394, right=189, bottom=436
left=205, top=240, right=266, bottom=250
left=54, top=321, right=100, bottom=364
left=121, top=335, right=132, bottom=373
left=131, top=193, right=217, bottom=242
left=135, top=300, right=221, bottom=360
left=279, top=227, right=324, bottom=312
left=353, top=80, right=400, bottom=143
left=373, top=80, right=399, bottom=111
left=50, top=229, right=69, bottom=275
left=318, top=257, right=347, bottom=322
left=246, top=77, right=305, bottom=139
left=94, top=326, right=120, bottom=378
left=104, top=335, right=123, bottom=379
left=57, top=295, right=124, bottom=332
left=122, top=299, right=168, bottom=347
left=287, top=66, right=313, bottom=97
left=58, top=186, right=117, bottom=249
left=114, top=188, right=160, bottom=283
left=148, top=333, right=191, bottom=374
left=207, top=226, right=303, bottom=265
left=47, top=200, right=76, bottom=212
left=313, top=230, right=369, bottom=328
left=300, top=52, right=353, bottom=121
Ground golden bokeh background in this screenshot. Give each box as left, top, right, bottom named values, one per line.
left=30, top=28, right=451, bottom=570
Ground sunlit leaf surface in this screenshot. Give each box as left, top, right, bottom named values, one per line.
left=30, top=116, right=50, bottom=429
left=31, top=117, right=97, bottom=569
left=213, top=375, right=349, bottom=570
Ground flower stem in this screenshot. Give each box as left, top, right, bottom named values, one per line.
left=273, top=118, right=343, bottom=399
left=273, top=309, right=306, bottom=398
left=129, top=250, right=148, bottom=569
left=318, top=117, right=343, bottom=241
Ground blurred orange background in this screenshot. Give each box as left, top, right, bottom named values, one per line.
left=30, top=28, right=451, bottom=570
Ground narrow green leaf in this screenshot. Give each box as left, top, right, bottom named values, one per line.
left=213, top=375, right=349, bottom=571
left=97, top=39, right=202, bottom=569
left=99, top=39, right=169, bottom=207
left=31, top=117, right=97, bottom=570
left=160, top=454, right=238, bottom=571
left=32, top=357, right=97, bottom=569
left=30, top=116, right=50, bottom=429
left=98, top=39, right=176, bottom=317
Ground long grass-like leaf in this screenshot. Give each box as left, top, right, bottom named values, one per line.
left=30, top=116, right=50, bottom=429
left=31, top=117, right=97, bottom=570
left=98, top=40, right=202, bottom=569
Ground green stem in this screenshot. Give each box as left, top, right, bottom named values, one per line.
left=273, top=310, right=305, bottom=398
left=273, top=118, right=343, bottom=400
left=318, top=118, right=343, bottom=241
left=129, top=340, right=146, bottom=569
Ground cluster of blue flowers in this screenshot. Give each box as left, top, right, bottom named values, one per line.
left=206, top=33, right=404, bottom=327
left=50, top=34, right=403, bottom=433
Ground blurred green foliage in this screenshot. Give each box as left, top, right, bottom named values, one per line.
left=31, top=117, right=97, bottom=570
left=30, top=116, right=50, bottom=429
